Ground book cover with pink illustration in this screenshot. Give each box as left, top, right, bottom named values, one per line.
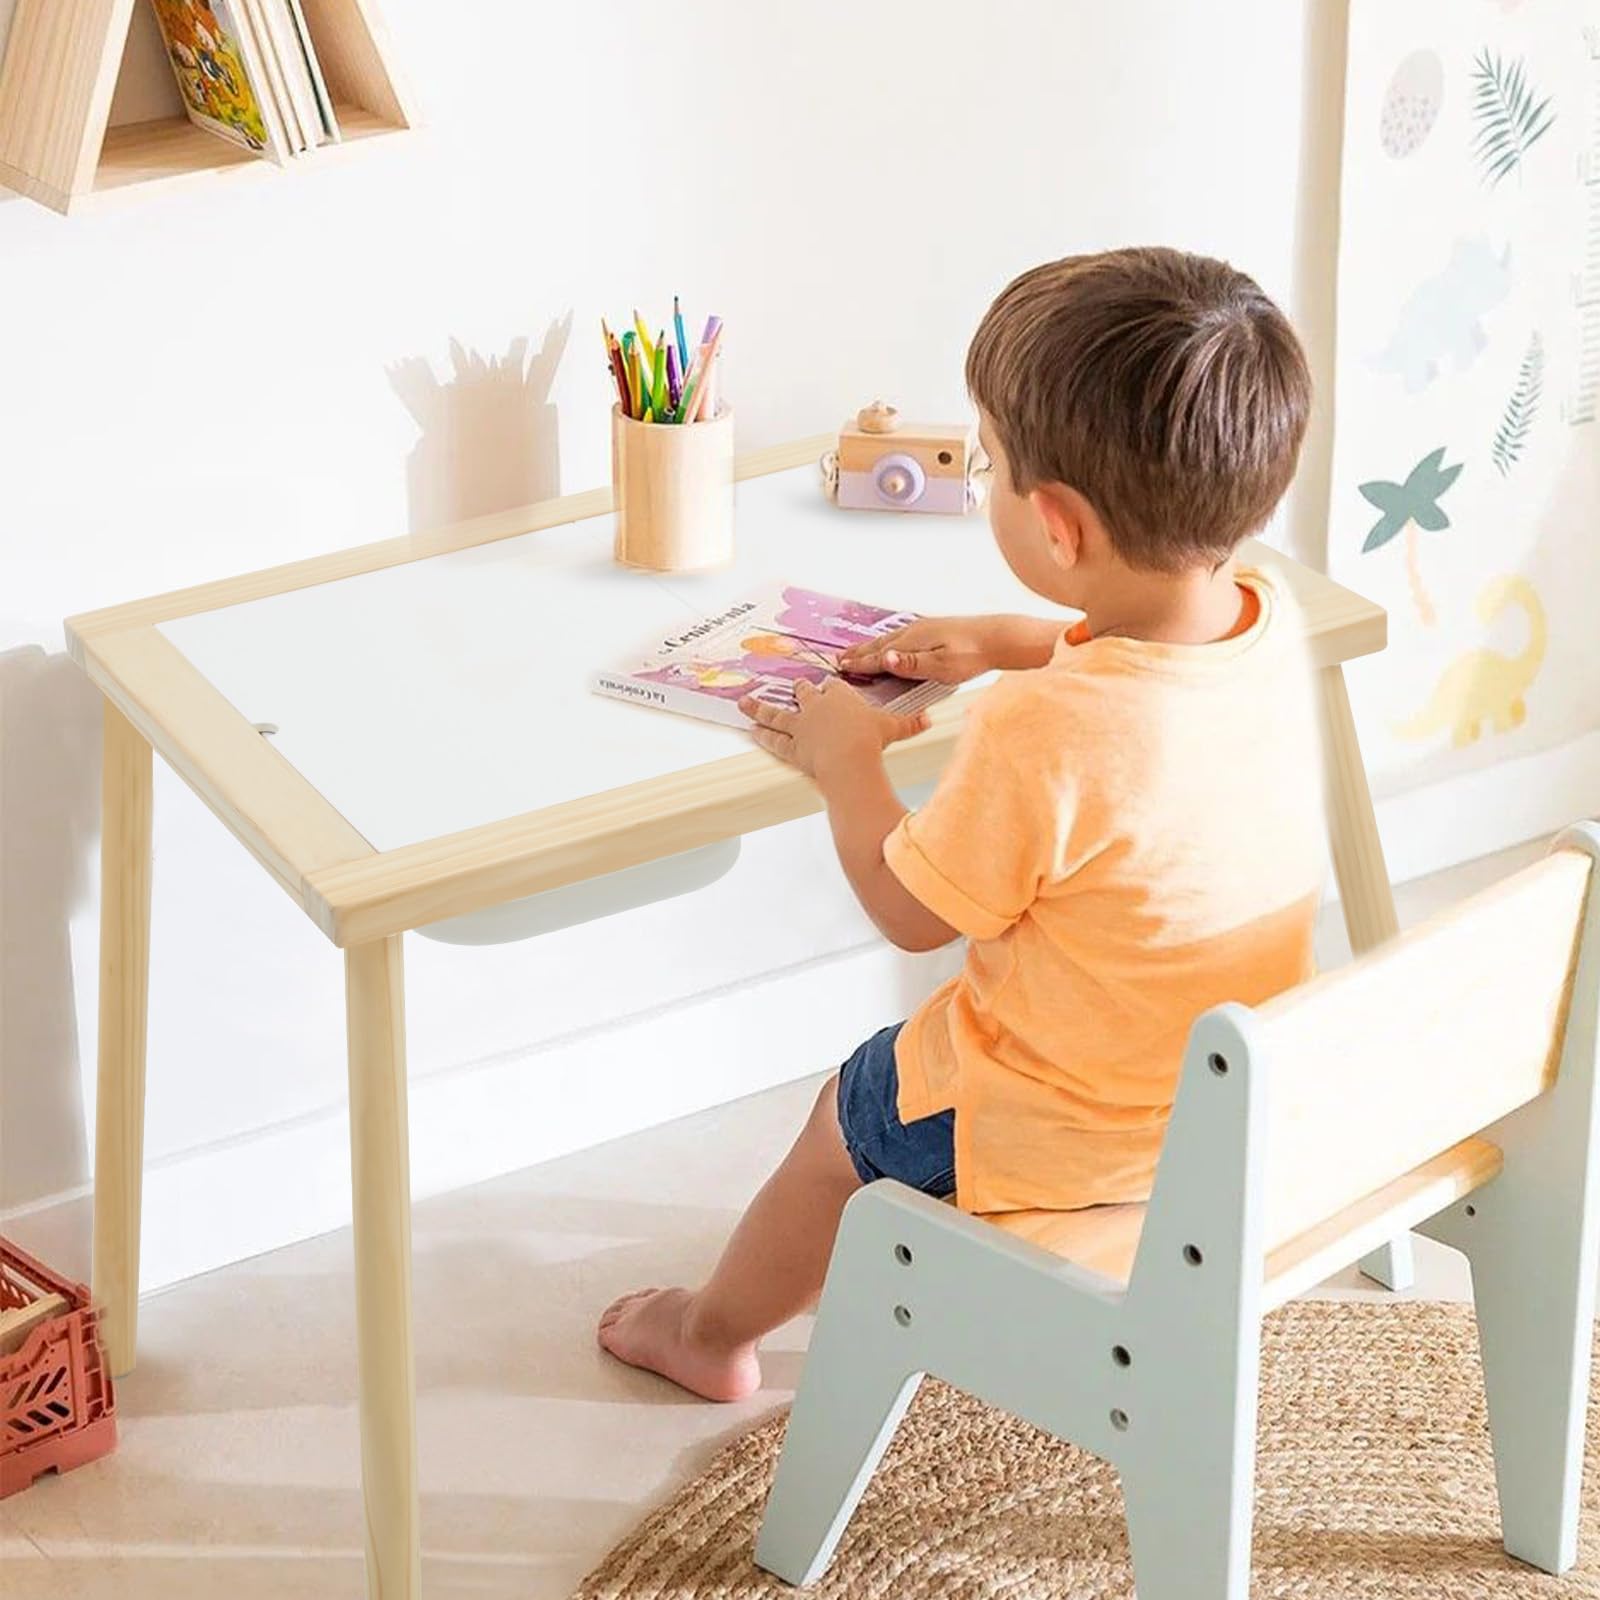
left=593, top=584, right=956, bottom=729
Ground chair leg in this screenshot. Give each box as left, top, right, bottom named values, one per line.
left=755, top=1188, right=930, bottom=1586
left=1118, top=1003, right=1266, bottom=1600
left=1122, top=1455, right=1254, bottom=1600
left=1468, top=1241, right=1591, bottom=1573
left=1423, top=1154, right=1597, bottom=1573
left=1357, top=1234, right=1415, bottom=1292
left=754, top=1334, right=920, bottom=1586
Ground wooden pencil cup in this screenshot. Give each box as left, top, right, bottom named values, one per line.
left=611, top=405, right=735, bottom=572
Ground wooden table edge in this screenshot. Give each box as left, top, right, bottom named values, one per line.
left=64, top=436, right=1387, bottom=947
left=306, top=694, right=974, bottom=945
left=68, top=625, right=374, bottom=923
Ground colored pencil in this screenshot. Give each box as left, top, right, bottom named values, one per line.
left=651, top=335, right=668, bottom=416
left=666, top=342, right=682, bottom=410
left=600, top=317, right=616, bottom=402
left=674, top=296, right=690, bottom=377
left=676, top=323, right=723, bottom=423
left=693, top=324, right=725, bottom=421
left=673, top=345, right=706, bottom=424
left=633, top=310, right=656, bottom=367
left=696, top=318, right=723, bottom=418
left=621, top=330, right=639, bottom=417
left=699, top=342, right=720, bottom=421
left=609, top=346, right=630, bottom=413
left=602, top=319, right=631, bottom=413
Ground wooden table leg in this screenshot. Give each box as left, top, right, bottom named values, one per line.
left=1318, top=665, right=1401, bottom=953
left=92, top=703, right=153, bottom=1378
left=345, top=936, right=421, bottom=1600
left=1317, top=664, right=1414, bottom=1292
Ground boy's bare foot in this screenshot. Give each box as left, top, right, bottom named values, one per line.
left=597, top=1287, right=762, bottom=1402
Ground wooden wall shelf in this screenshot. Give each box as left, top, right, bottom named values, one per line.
left=0, top=0, right=412, bottom=216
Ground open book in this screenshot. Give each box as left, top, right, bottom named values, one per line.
left=593, top=584, right=956, bottom=729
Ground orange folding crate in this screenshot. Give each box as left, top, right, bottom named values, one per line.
left=0, top=1237, right=117, bottom=1496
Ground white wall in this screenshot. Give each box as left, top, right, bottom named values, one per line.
left=1, top=0, right=1335, bottom=1290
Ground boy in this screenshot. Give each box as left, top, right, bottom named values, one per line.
left=598, top=247, right=1327, bottom=1402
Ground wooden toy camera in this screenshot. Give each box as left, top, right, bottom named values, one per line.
left=820, top=402, right=985, bottom=514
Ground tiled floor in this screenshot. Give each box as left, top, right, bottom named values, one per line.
left=0, top=840, right=1547, bottom=1599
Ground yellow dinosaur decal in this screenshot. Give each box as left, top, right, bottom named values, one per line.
left=1392, top=575, right=1545, bottom=748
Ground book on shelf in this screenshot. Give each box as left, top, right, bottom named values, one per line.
left=146, top=0, right=343, bottom=163
left=593, top=583, right=957, bottom=730
left=285, top=0, right=341, bottom=144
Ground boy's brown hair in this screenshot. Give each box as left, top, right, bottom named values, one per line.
left=966, top=247, right=1312, bottom=571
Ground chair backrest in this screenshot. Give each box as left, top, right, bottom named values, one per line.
left=1253, top=841, right=1596, bottom=1254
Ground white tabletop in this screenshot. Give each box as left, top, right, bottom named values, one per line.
left=158, top=466, right=1040, bottom=853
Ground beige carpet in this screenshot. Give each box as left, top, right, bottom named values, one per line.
left=573, top=1300, right=1600, bottom=1598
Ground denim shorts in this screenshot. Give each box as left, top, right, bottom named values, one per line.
left=835, top=1022, right=957, bottom=1198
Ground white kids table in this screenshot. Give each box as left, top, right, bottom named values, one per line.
left=66, top=436, right=1400, bottom=1600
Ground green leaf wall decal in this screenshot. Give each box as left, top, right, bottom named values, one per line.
left=1492, top=332, right=1546, bottom=476
left=1471, top=49, right=1556, bottom=188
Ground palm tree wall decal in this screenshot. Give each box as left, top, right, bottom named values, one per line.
left=1359, top=446, right=1465, bottom=626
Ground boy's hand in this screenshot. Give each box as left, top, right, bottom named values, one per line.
left=838, top=617, right=994, bottom=683
left=842, top=613, right=1069, bottom=678
left=740, top=678, right=929, bottom=782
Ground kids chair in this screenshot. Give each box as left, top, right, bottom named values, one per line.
left=756, top=822, right=1600, bottom=1597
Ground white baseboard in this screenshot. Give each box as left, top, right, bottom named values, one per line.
left=2, top=937, right=957, bottom=1296
left=1363, top=730, right=1600, bottom=893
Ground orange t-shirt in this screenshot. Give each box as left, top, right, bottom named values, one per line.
left=883, top=568, right=1325, bottom=1216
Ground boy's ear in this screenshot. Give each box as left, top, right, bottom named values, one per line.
left=1029, top=484, right=1085, bottom=571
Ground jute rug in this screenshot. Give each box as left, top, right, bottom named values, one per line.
left=573, top=1300, right=1600, bottom=1598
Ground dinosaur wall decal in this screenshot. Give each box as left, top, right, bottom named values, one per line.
left=1372, top=235, right=1512, bottom=393
left=1392, top=576, right=1546, bottom=748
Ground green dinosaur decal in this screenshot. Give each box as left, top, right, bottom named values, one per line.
left=1360, top=447, right=1464, bottom=552
left=1471, top=50, right=1556, bottom=188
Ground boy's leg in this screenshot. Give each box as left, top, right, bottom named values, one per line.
left=597, top=1073, right=863, bottom=1401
